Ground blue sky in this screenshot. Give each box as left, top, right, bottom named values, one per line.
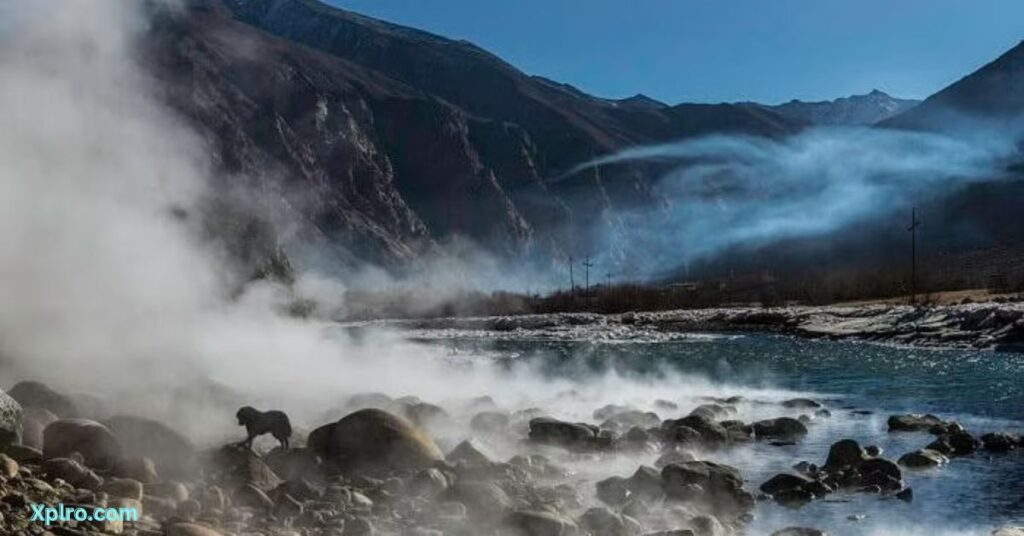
left=327, top=0, right=1024, bottom=105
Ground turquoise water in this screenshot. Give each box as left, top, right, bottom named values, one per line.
left=429, top=334, right=1024, bottom=535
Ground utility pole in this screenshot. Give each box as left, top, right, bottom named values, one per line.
left=582, top=256, right=594, bottom=309
left=907, top=207, right=921, bottom=305
left=606, top=270, right=612, bottom=289
left=568, top=255, right=575, bottom=297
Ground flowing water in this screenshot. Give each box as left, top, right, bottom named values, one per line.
left=417, top=331, right=1024, bottom=535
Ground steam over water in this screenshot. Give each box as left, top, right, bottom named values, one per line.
left=415, top=332, right=1024, bottom=535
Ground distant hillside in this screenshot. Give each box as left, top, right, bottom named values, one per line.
left=156, top=0, right=799, bottom=266
left=138, top=1, right=1023, bottom=288
left=883, top=40, right=1024, bottom=130
left=764, top=89, right=918, bottom=125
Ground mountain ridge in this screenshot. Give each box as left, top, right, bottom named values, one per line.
left=882, top=40, right=1024, bottom=130
left=761, top=89, right=919, bottom=126
left=152, top=0, right=1023, bottom=284
left=151, top=0, right=801, bottom=269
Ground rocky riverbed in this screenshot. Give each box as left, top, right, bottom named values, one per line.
left=1, top=377, right=1022, bottom=536
left=372, top=302, right=1024, bottom=352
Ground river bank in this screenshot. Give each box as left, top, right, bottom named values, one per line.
left=372, top=303, right=1024, bottom=352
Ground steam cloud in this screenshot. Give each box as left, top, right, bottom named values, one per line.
left=567, top=125, right=1020, bottom=279
left=0, top=0, right=541, bottom=440
left=1, top=3, right=1019, bottom=535
left=0, top=0, right=688, bottom=443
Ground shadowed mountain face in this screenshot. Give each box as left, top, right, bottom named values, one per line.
left=883, top=41, right=1024, bottom=131
left=142, top=0, right=801, bottom=268
left=765, top=90, right=919, bottom=126
left=140, top=1, right=1021, bottom=284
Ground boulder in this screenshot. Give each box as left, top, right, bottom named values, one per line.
left=753, top=418, right=808, bottom=441
left=782, top=399, right=822, bottom=410
left=465, top=395, right=497, bottom=410
left=623, top=426, right=652, bottom=444
left=263, top=448, right=321, bottom=481
left=20, top=406, right=57, bottom=449
left=506, top=509, right=579, bottom=536
left=655, top=450, right=696, bottom=468
left=103, top=415, right=197, bottom=477
left=664, top=425, right=703, bottom=445
left=926, top=431, right=980, bottom=457
left=654, top=400, right=679, bottom=410
left=272, top=493, right=302, bottom=519
left=529, top=417, right=603, bottom=449
left=596, top=476, right=629, bottom=506
left=823, top=439, right=869, bottom=471
left=579, top=507, right=637, bottom=536
left=0, top=388, right=23, bottom=447
left=41, top=457, right=102, bottom=489
left=661, top=461, right=753, bottom=520
left=3, top=443, right=42, bottom=463
left=344, top=517, right=375, bottom=536
left=166, top=523, right=225, bottom=536
left=176, top=497, right=202, bottom=519
left=99, top=478, right=144, bottom=500
left=947, top=431, right=980, bottom=455
left=42, top=418, right=122, bottom=469
left=759, top=473, right=813, bottom=496
left=509, top=454, right=568, bottom=479
left=898, top=449, right=948, bottom=468
left=721, top=420, right=754, bottom=442
left=887, top=414, right=945, bottom=432
left=448, top=480, right=511, bottom=519
left=409, top=468, right=449, bottom=498
left=143, top=496, right=179, bottom=518
left=689, top=515, right=726, bottom=536
left=770, top=529, right=828, bottom=536
left=601, top=411, right=661, bottom=431
left=205, top=445, right=282, bottom=491
left=855, top=458, right=903, bottom=492
left=594, top=405, right=634, bottom=421
left=233, top=482, right=274, bottom=510
left=271, top=478, right=320, bottom=502
left=662, top=415, right=728, bottom=445
left=0, top=453, right=18, bottom=478
left=470, top=411, right=510, bottom=433
left=7, top=381, right=78, bottom=417
left=447, top=438, right=496, bottom=466
left=308, top=409, right=443, bottom=474
left=200, top=486, right=226, bottom=511
left=114, top=457, right=158, bottom=484
left=147, top=481, right=190, bottom=502
left=688, top=404, right=734, bottom=421
left=981, top=432, right=1021, bottom=453
left=625, top=465, right=664, bottom=500
left=402, top=402, right=450, bottom=429
left=346, top=392, right=394, bottom=409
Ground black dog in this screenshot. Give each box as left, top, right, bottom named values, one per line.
left=236, top=406, right=292, bottom=449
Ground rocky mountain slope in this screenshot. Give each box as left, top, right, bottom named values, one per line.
left=765, top=89, right=919, bottom=125
left=144, top=0, right=802, bottom=268
left=883, top=40, right=1024, bottom=130
left=141, top=1, right=1023, bottom=282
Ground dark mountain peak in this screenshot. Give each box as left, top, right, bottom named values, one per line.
left=765, top=89, right=918, bottom=126
left=883, top=40, right=1024, bottom=130
left=618, top=93, right=669, bottom=109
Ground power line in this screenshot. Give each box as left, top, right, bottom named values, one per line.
left=907, top=207, right=922, bottom=305
left=568, top=255, right=575, bottom=297
left=582, top=256, right=594, bottom=309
